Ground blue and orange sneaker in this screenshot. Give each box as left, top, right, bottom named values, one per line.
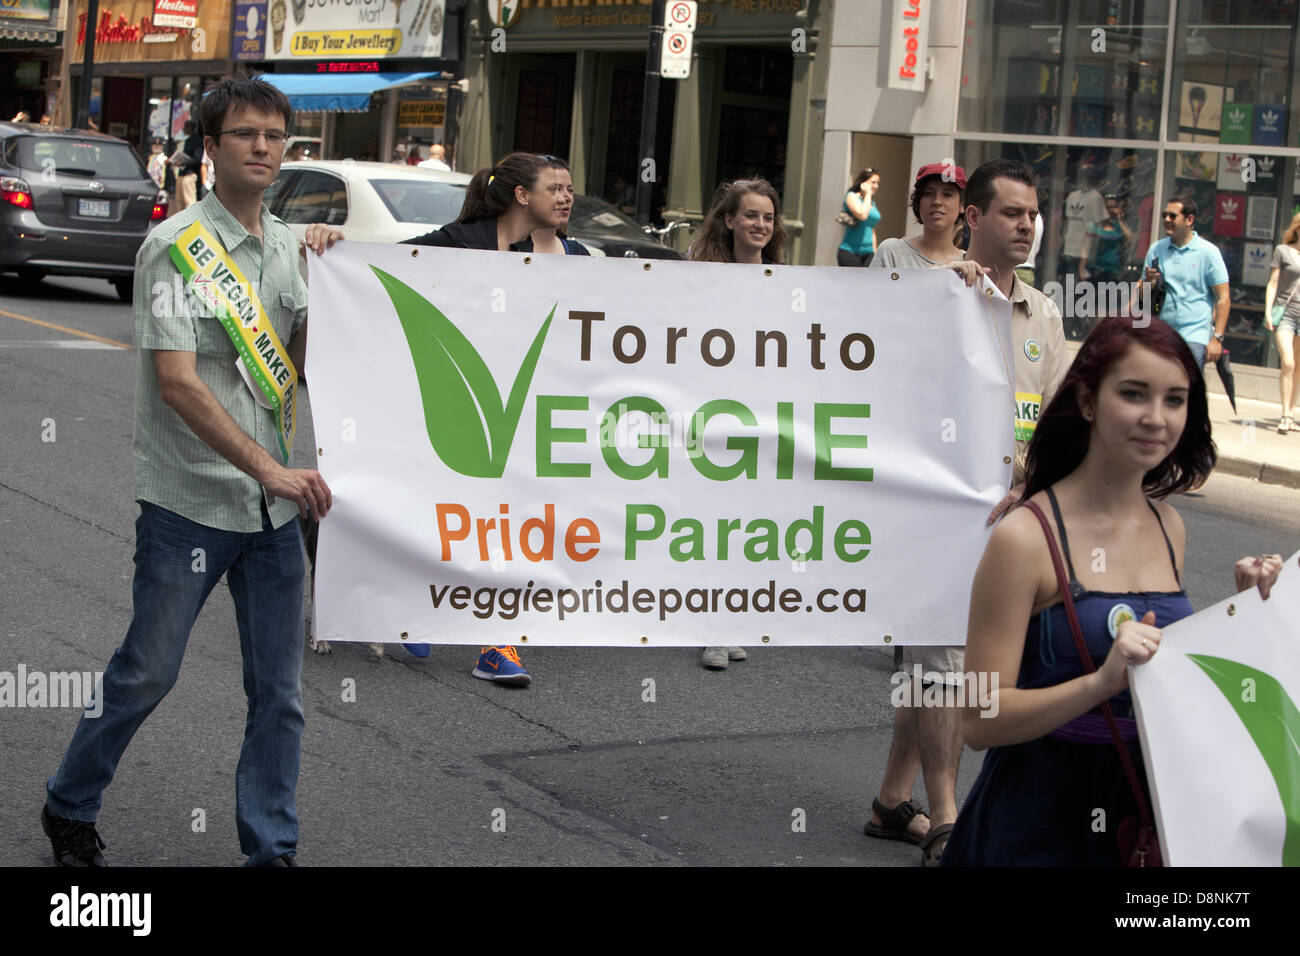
left=472, top=646, right=531, bottom=686
left=403, top=642, right=431, bottom=658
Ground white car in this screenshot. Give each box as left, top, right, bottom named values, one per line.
left=266, top=160, right=473, bottom=245
left=266, top=159, right=609, bottom=255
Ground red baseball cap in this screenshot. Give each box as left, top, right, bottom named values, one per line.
left=915, top=162, right=967, bottom=190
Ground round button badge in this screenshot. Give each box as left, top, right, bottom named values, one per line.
left=1107, top=603, right=1136, bottom=640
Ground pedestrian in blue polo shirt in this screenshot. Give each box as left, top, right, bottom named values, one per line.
left=1140, top=196, right=1230, bottom=368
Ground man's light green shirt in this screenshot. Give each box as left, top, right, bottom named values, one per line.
left=132, top=189, right=308, bottom=532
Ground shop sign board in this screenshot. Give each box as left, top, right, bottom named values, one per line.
left=234, top=0, right=267, bottom=60
left=265, top=0, right=445, bottom=60
left=1, top=0, right=54, bottom=21
left=152, top=0, right=197, bottom=28
left=72, top=0, right=231, bottom=63
left=886, top=0, right=928, bottom=93
left=398, top=98, right=444, bottom=127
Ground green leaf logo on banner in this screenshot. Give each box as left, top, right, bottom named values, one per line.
left=371, top=266, right=554, bottom=478
left=1187, top=653, right=1300, bottom=865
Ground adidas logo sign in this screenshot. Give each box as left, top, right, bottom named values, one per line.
left=1250, top=247, right=1268, bottom=262
left=1261, top=109, right=1280, bottom=129
left=1220, top=198, right=1239, bottom=218
left=1228, top=107, right=1247, bottom=124
left=1259, top=156, right=1276, bottom=173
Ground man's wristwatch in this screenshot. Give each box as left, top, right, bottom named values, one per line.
left=1212, top=333, right=1224, bottom=342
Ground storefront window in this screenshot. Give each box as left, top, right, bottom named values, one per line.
left=716, top=47, right=791, bottom=195
left=959, top=0, right=1170, bottom=140
left=1169, top=4, right=1293, bottom=146
left=958, top=1, right=1300, bottom=367
left=395, top=83, right=448, bottom=163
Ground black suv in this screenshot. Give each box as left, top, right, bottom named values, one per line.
left=0, top=122, right=166, bottom=302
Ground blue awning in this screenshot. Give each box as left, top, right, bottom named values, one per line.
left=259, top=72, right=439, bottom=113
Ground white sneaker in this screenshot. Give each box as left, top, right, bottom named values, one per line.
left=727, top=647, right=748, bottom=661
left=701, top=647, right=729, bottom=669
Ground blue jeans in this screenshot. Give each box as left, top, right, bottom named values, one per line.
left=46, top=501, right=306, bottom=865
left=1186, top=341, right=1207, bottom=369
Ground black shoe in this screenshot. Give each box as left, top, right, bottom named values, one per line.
left=265, top=853, right=297, bottom=867
left=41, top=804, right=107, bottom=867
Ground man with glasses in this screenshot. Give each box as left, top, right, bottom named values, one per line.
left=41, top=76, right=338, bottom=867
left=1138, top=197, right=1229, bottom=368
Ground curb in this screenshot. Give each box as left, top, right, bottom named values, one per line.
left=1215, top=455, right=1300, bottom=489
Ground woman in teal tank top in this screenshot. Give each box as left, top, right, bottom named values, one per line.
left=837, top=167, right=881, bottom=267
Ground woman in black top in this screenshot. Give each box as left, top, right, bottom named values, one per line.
left=514, top=155, right=590, bottom=256
left=305, top=152, right=578, bottom=688
left=402, top=152, right=572, bottom=253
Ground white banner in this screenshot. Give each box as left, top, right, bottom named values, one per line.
left=1132, top=553, right=1300, bottom=866
left=306, top=244, right=1015, bottom=646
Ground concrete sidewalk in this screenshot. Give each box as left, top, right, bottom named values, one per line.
left=1064, top=340, right=1300, bottom=489
left=1205, top=391, right=1300, bottom=489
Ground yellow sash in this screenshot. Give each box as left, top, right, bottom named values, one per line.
left=169, top=221, right=297, bottom=462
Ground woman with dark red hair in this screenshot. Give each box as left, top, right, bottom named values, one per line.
left=942, top=316, right=1281, bottom=865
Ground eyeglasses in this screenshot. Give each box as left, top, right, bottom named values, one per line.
left=1161, top=212, right=1180, bottom=220
left=219, top=128, right=289, bottom=146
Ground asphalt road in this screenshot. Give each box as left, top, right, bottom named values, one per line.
left=3, top=275, right=1299, bottom=867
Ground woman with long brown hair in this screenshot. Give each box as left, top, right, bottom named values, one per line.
left=687, top=179, right=784, bottom=670
left=304, top=152, right=576, bottom=688
left=689, top=179, right=786, bottom=265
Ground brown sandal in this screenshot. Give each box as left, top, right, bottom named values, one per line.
left=863, top=798, right=929, bottom=846
left=920, top=822, right=955, bottom=867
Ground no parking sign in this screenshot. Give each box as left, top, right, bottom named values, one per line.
left=660, top=0, right=696, bottom=79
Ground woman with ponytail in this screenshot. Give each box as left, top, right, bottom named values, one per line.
left=303, top=151, right=581, bottom=689
left=401, top=151, right=573, bottom=252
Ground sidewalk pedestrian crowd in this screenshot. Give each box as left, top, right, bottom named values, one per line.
left=35, top=75, right=1288, bottom=869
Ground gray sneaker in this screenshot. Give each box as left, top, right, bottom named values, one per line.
left=727, top=647, right=748, bottom=661
left=701, top=647, right=729, bottom=669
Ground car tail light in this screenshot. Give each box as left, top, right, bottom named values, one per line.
left=1, top=176, right=34, bottom=210
left=151, top=191, right=167, bottom=220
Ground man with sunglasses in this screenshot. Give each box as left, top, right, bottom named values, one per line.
left=1139, top=197, right=1229, bottom=368
left=41, top=76, right=339, bottom=867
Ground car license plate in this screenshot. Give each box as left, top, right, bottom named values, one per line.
left=78, top=198, right=110, bottom=218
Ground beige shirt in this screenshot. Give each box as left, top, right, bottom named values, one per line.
left=982, top=272, right=1069, bottom=481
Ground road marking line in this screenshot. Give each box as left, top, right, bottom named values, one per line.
left=0, top=307, right=131, bottom=349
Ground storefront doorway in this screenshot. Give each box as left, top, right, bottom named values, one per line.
left=333, top=106, right=386, bottom=162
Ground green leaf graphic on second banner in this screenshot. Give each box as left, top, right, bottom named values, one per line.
left=372, top=267, right=554, bottom=478
left=1188, top=653, right=1300, bottom=866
